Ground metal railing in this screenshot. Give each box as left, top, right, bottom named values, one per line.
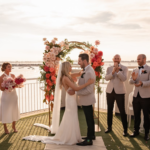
left=0, top=79, right=108, bottom=114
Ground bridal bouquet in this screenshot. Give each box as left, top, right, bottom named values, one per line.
left=15, top=74, right=26, bottom=88
left=1, top=77, right=16, bottom=92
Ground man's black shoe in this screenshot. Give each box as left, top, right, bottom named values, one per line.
left=144, top=134, right=149, bottom=141
left=130, top=132, right=139, bottom=137
left=105, top=128, right=112, bottom=133
left=76, top=139, right=93, bottom=146
left=123, top=131, right=128, bottom=136
left=82, top=136, right=95, bottom=140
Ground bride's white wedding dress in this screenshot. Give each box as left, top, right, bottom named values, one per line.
left=23, top=89, right=82, bottom=145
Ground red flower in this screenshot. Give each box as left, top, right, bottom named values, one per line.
left=92, top=65, right=96, bottom=70
left=46, top=73, right=51, bottom=79
left=98, top=51, right=103, bottom=57
left=49, top=67, right=54, bottom=73
left=44, top=66, right=49, bottom=72
left=97, top=58, right=102, bottom=63
left=46, top=95, right=50, bottom=101
left=48, top=80, right=53, bottom=86
left=46, top=85, right=51, bottom=91
left=51, top=71, right=56, bottom=76
left=93, top=62, right=98, bottom=67
left=95, top=71, right=100, bottom=77
left=51, top=76, right=56, bottom=81
left=50, top=94, right=54, bottom=101
left=46, top=79, right=51, bottom=84
left=95, top=55, right=98, bottom=59
left=100, top=62, right=104, bottom=66
left=92, top=58, right=96, bottom=63
left=53, top=80, right=56, bottom=85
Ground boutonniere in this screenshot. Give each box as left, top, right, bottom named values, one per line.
left=142, top=70, right=147, bottom=74
left=119, top=68, right=122, bottom=71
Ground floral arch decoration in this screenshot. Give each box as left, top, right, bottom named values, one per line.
left=39, top=38, right=104, bottom=105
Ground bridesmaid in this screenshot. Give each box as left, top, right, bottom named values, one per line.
left=0, top=62, right=20, bottom=134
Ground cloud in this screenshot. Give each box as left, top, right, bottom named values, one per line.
left=108, top=23, right=141, bottom=29
left=77, top=11, right=115, bottom=24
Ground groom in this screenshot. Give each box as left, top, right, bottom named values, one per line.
left=68, top=53, right=96, bottom=146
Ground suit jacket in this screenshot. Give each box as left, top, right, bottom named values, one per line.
left=76, top=65, right=96, bottom=106
left=105, top=64, right=128, bottom=94
left=129, top=64, right=150, bottom=98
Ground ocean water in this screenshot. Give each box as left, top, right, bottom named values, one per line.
left=0, top=62, right=143, bottom=80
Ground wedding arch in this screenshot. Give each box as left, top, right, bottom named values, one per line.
left=39, top=38, right=104, bottom=129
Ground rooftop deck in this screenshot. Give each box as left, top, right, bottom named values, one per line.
left=0, top=109, right=150, bottom=150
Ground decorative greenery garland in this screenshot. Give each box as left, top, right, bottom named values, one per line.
left=39, top=38, right=104, bottom=104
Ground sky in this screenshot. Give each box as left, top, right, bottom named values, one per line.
left=0, top=0, right=150, bottom=61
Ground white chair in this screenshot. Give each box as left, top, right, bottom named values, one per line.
left=127, top=91, right=134, bottom=127
left=127, top=91, right=144, bottom=129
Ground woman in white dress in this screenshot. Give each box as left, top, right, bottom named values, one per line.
left=23, top=62, right=94, bottom=145
left=0, top=62, right=20, bottom=134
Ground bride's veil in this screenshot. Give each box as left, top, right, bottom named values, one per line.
left=51, top=63, right=62, bottom=134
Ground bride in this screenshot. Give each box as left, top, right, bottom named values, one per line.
left=23, top=61, right=94, bottom=145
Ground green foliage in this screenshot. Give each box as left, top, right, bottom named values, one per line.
left=66, top=56, right=74, bottom=64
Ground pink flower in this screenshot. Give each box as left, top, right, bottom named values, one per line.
left=59, top=41, right=65, bottom=47
left=58, top=47, right=62, bottom=52
left=43, top=57, right=47, bottom=62
left=53, top=37, right=58, bottom=41
left=95, top=40, right=100, bottom=45
left=51, top=40, right=55, bottom=45
left=45, top=46, right=50, bottom=50
left=93, top=48, right=98, bottom=54
left=44, top=41, right=49, bottom=45
left=50, top=48, right=54, bottom=52
left=55, top=60, right=59, bottom=66
left=53, top=47, right=59, bottom=55
left=50, top=52, right=56, bottom=61
left=90, top=53, right=95, bottom=59
left=43, top=38, right=47, bottom=41
left=65, top=45, right=69, bottom=50
left=46, top=62, right=54, bottom=68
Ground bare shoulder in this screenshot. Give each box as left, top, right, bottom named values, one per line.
left=63, top=76, right=69, bottom=82
left=0, top=74, right=5, bottom=79
left=0, top=74, right=5, bottom=83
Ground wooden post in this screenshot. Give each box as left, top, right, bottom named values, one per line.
left=98, top=81, right=100, bottom=128
left=49, top=102, right=51, bottom=127
left=95, top=81, right=101, bottom=132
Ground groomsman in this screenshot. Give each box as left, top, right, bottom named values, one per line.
left=129, top=54, right=150, bottom=141
left=105, top=54, right=128, bottom=136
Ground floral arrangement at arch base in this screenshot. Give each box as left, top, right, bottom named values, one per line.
left=39, top=38, right=104, bottom=105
